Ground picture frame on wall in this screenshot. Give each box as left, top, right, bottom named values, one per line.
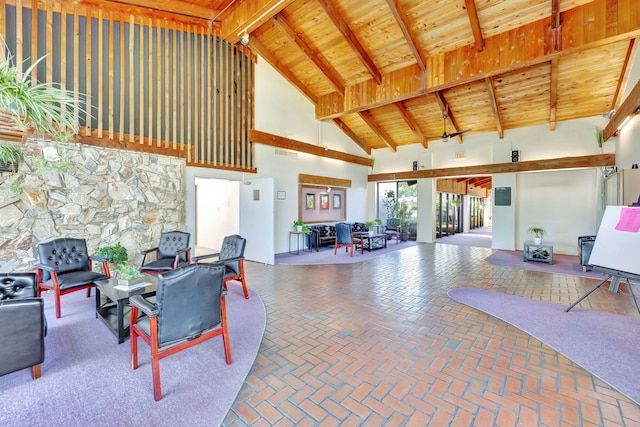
left=333, top=194, right=341, bottom=209
left=320, top=194, right=329, bottom=210
left=306, top=193, right=315, bottom=209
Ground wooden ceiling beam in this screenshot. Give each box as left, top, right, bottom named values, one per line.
left=394, top=102, right=428, bottom=149
left=220, top=0, right=293, bottom=45
left=74, top=0, right=213, bottom=25
left=316, top=1, right=640, bottom=120
left=317, top=0, right=382, bottom=85
left=385, top=0, right=425, bottom=71
left=331, top=118, right=371, bottom=155
left=549, top=58, right=558, bottom=131
left=464, top=0, right=484, bottom=52
left=484, top=77, right=504, bottom=139
left=604, top=78, right=640, bottom=141
left=368, top=154, right=615, bottom=182
left=358, top=111, right=397, bottom=152
left=77, top=0, right=216, bottom=20
left=248, top=37, right=319, bottom=105
left=272, top=13, right=345, bottom=94
left=250, top=129, right=372, bottom=166
left=611, top=38, right=637, bottom=110
left=434, top=92, right=464, bottom=144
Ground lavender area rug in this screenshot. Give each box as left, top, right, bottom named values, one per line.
left=448, top=287, right=640, bottom=405
left=275, top=240, right=418, bottom=265
left=485, top=249, right=605, bottom=279
left=0, top=283, right=266, bottom=426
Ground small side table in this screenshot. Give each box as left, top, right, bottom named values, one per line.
left=289, top=231, right=311, bottom=255
left=523, top=240, right=554, bottom=264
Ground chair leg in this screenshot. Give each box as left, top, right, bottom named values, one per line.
left=131, top=306, right=139, bottom=370
left=150, top=317, right=162, bottom=401
left=221, top=297, right=232, bottom=364
left=31, top=364, right=41, bottom=379
left=238, top=261, right=249, bottom=299
left=54, top=289, right=62, bottom=319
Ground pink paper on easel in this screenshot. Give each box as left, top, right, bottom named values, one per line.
left=614, top=208, right=640, bottom=232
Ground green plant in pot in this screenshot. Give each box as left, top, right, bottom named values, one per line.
left=528, top=227, right=545, bottom=244
left=0, top=54, right=83, bottom=142
left=114, top=262, right=145, bottom=287
left=0, top=143, right=25, bottom=173
left=365, top=218, right=383, bottom=235
left=95, top=242, right=128, bottom=264
left=292, top=220, right=310, bottom=233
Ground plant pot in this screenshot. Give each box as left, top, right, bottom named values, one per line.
left=400, top=232, right=408, bottom=241
left=368, top=231, right=374, bottom=237
left=117, top=276, right=145, bottom=287
left=534, top=237, right=542, bottom=244
left=296, top=225, right=303, bottom=232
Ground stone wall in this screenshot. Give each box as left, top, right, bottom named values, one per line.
left=0, top=139, right=186, bottom=271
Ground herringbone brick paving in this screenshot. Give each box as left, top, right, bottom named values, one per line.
left=223, top=243, right=640, bottom=426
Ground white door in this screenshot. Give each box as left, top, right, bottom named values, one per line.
left=239, top=178, right=274, bottom=264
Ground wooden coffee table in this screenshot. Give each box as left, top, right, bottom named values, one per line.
left=94, top=275, right=157, bottom=344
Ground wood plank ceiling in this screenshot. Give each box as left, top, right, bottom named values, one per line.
left=94, top=0, right=640, bottom=156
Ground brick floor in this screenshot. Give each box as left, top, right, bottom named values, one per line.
left=223, top=243, right=640, bottom=426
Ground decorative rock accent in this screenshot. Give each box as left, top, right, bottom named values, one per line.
left=0, top=138, right=186, bottom=271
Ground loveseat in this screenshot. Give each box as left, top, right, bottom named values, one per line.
left=308, top=222, right=367, bottom=251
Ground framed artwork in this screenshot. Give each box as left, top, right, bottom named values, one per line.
left=333, top=194, right=341, bottom=209
left=277, top=191, right=286, bottom=200
left=320, top=194, right=329, bottom=210
left=305, top=193, right=315, bottom=209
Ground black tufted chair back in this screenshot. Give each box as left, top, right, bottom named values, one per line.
left=157, top=231, right=190, bottom=263
left=37, top=238, right=91, bottom=282
left=0, top=272, right=37, bottom=300
left=153, top=263, right=225, bottom=347
left=219, top=235, right=246, bottom=276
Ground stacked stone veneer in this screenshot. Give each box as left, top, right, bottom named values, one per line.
left=0, top=139, right=186, bottom=271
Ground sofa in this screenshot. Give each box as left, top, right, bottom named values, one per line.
left=0, top=272, right=46, bottom=379
left=308, top=222, right=367, bottom=251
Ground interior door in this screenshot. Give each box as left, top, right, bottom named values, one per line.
left=239, top=177, right=274, bottom=265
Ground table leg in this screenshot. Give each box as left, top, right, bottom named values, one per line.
left=95, top=287, right=101, bottom=318
left=117, top=299, right=125, bottom=344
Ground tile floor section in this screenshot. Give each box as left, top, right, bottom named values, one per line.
left=224, top=242, right=640, bottom=426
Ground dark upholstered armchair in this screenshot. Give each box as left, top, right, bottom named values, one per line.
left=36, top=238, right=110, bottom=318
left=384, top=218, right=401, bottom=244
left=192, top=234, right=249, bottom=299
left=138, top=230, right=191, bottom=275
left=334, top=222, right=362, bottom=257
left=0, top=272, right=46, bottom=379
left=130, top=263, right=232, bottom=401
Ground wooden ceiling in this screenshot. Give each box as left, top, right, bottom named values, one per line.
left=93, top=0, right=640, bottom=155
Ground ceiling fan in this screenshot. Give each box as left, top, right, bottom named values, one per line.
left=422, top=110, right=471, bottom=142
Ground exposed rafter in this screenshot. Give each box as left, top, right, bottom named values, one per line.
left=272, top=13, right=345, bottom=94
left=463, top=0, right=484, bottom=52
left=549, top=58, right=558, bottom=131
left=316, top=0, right=382, bottom=85
left=604, top=78, right=640, bottom=141
left=331, top=118, right=371, bottom=155
left=611, top=38, right=638, bottom=110
left=385, top=0, right=425, bottom=71
left=485, top=77, right=504, bottom=139
left=358, top=111, right=397, bottom=152
left=394, top=102, right=428, bottom=149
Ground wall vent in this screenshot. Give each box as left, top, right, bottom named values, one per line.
left=275, top=149, right=298, bottom=159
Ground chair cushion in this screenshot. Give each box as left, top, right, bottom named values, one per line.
left=140, top=258, right=177, bottom=272
left=45, top=270, right=108, bottom=290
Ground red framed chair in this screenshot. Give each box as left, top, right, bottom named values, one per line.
left=36, top=238, right=110, bottom=318
left=334, top=222, right=363, bottom=257
left=129, top=262, right=231, bottom=401
left=192, top=234, right=249, bottom=299
left=138, top=230, right=191, bottom=275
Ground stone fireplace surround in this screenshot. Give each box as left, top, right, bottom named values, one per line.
left=0, top=138, right=186, bottom=271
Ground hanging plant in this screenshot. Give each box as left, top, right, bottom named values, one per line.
left=595, top=126, right=604, bottom=150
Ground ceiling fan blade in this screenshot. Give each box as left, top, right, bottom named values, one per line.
left=448, top=128, right=471, bottom=138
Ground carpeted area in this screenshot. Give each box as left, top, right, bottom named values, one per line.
left=0, top=283, right=266, bottom=426
left=275, top=240, right=419, bottom=265
left=485, top=249, right=606, bottom=279
left=448, top=287, right=640, bottom=405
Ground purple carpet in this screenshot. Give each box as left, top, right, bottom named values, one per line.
left=275, top=240, right=418, bottom=265
left=0, top=283, right=266, bottom=426
left=448, top=287, right=640, bottom=405
left=485, top=249, right=605, bottom=279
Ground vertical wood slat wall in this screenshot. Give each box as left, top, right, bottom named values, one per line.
left=0, top=1, right=256, bottom=171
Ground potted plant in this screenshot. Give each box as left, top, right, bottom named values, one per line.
left=0, top=54, right=83, bottom=142
left=95, top=242, right=128, bottom=276
left=292, top=220, right=310, bottom=233
left=528, top=227, right=545, bottom=244
left=114, top=263, right=145, bottom=287
left=595, top=126, right=604, bottom=152
left=364, top=218, right=383, bottom=235
left=0, top=143, right=25, bottom=172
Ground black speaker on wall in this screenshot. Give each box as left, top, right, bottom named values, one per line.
left=511, top=150, right=519, bottom=162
